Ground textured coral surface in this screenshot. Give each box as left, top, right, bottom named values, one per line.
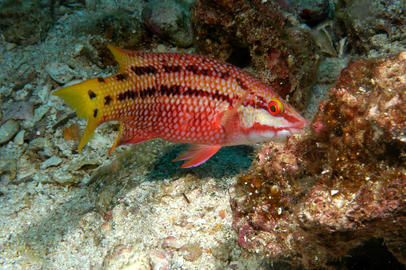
left=191, top=0, right=320, bottom=109
left=231, top=52, right=406, bottom=268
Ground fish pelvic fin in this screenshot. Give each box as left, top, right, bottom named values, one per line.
left=53, top=78, right=104, bottom=153
left=173, top=145, right=221, bottom=168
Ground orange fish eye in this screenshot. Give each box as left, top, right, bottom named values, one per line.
left=267, top=98, right=284, bottom=116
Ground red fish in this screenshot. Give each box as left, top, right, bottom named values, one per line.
left=53, top=45, right=308, bottom=168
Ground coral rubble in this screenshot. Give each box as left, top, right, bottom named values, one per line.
left=335, top=0, right=406, bottom=57
left=231, top=51, right=406, bottom=268
left=190, top=0, right=320, bottom=109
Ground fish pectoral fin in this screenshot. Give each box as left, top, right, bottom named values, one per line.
left=109, top=122, right=155, bottom=154
left=173, top=144, right=221, bottom=168
left=220, top=91, right=248, bottom=135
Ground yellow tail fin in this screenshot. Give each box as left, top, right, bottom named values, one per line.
left=53, top=78, right=103, bottom=153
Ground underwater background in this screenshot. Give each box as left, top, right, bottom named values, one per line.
left=0, top=0, right=405, bottom=269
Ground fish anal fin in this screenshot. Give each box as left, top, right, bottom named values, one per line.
left=173, top=145, right=221, bottom=168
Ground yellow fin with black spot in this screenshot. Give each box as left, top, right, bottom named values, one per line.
left=53, top=78, right=103, bottom=153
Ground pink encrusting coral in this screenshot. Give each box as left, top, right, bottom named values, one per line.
left=230, top=51, right=406, bottom=268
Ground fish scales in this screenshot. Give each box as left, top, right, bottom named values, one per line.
left=53, top=45, right=308, bottom=168
left=100, top=52, right=249, bottom=146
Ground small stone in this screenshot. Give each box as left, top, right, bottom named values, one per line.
left=0, top=159, right=17, bottom=181
left=14, top=130, right=25, bottom=145
left=68, top=159, right=99, bottom=171
left=149, top=250, right=171, bottom=270
left=38, top=84, right=52, bottom=103
left=41, top=156, right=62, bottom=169
left=6, top=42, right=17, bottom=50
left=142, top=0, right=193, bottom=48
left=2, top=101, right=33, bottom=121
left=46, top=62, right=76, bottom=84
left=52, top=170, right=80, bottom=185
left=180, top=243, right=202, bottom=262
left=28, top=137, right=51, bottom=151
left=162, top=236, right=183, bottom=249
left=33, top=105, right=49, bottom=123
left=0, top=120, right=20, bottom=145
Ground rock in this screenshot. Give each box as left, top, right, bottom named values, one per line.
left=0, top=159, right=17, bottom=181
left=230, top=52, right=406, bottom=268
left=180, top=243, right=202, bottom=262
left=335, top=0, right=406, bottom=56
left=190, top=0, right=319, bottom=109
left=79, top=9, right=149, bottom=49
left=142, top=0, right=193, bottom=48
left=149, top=250, right=171, bottom=270
left=28, top=137, right=51, bottom=151
left=68, top=159, right=99, bottom=171
left=2, top=101, right=34, bottom=121
left=45, top=62, right=76, bottom=84
left=0, top=120, right=19, bottom=145
left=52, top=170, right=80, bottom=185
left=14, top=130, right=25, bottom=145
left=0, top=0, right=53, bottom=45
left=161, top=236, right=183, bottom=249
left=292, top=0, right=330, bottom=26
left=33, top=105, right=49, bottom=123
left=41, top=156, right=63, bottom=169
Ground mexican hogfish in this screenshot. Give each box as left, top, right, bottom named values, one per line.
left=53, top=45, right=308, bottom=168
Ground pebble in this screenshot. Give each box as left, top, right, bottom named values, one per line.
left=2, top=101, right=34, bottom=121
left=45, top=62, right=76, bottom=84
left=14, top=130, right=25, bottom=145
left=149, top=250, right=171, bottom=270
left=41, top=156, right=63, bottom=169
left=28, top=137, right=51, bottom=151
left=0, top=120, right=20, bottom=145
left=52, top=170, right=79, bottom=185
left=33, top=105, right=49, bottom=123
left=37, top=84, right=52, bottom=103
left=180, top=243, right=202, bottom=262
left=68, top=159, right=99, bottom=171
left=0, top=159, right=17, bottom=181
left=162, top=236, right=184, bottom=249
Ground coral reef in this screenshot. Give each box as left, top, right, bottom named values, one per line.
left=231, top=51, right=406, bottom=268
left=190, top=0, right=320, bottom=109
left=335, top=0, right=406, bottom=57
left=0, top=0, right=53, bottom=45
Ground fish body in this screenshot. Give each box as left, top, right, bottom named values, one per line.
left=53, top=45, right=308, bottom=168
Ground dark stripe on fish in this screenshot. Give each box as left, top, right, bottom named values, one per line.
left=130, top=66, right=158, bottom=76
left=131, top=64, right=230, bottom=80
left=117, top=84, right=234, bottom=104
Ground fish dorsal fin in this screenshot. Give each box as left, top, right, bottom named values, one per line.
left=173, top=145, right=221, bottom=168
left=107, top=45, right=134, bottom=72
